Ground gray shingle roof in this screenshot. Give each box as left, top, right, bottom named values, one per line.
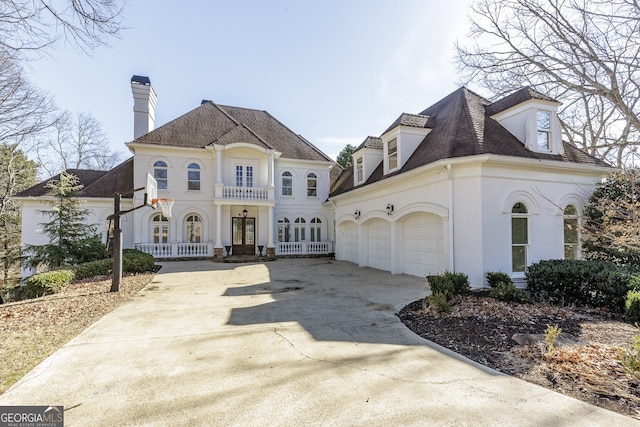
left=382, top=113, right=431, bottom=135
left=330, top=87, right=609, bottom=197
left=131, top=101, right=333, bottom=162
left=486, top=87, right=559, bottom=116
left=16, top=159, right=134, bottom=199
left=355, top=136, right=383, bottom=151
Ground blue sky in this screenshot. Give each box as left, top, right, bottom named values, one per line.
left=26, top=1, right=473, bottom=162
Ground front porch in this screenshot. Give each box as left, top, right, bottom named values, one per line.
left=134, top=241, right=333, bottom=259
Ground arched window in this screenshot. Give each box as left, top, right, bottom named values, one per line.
left=152, top=213, right=169, bottom=244
left=511, top=202, right=528, bottom=273
left=282, top=171, right=292, bottom=196
left=294, top=217, right=306, bottom=242
left=154, top=161, right=168, bottom=189
left=307, top=173, right=317, bottom=197
left=187, top=163, right=200, bottom=191
left=185, top=214, right=202, bottom=243
left=310, top=217, right=322, bottom=242
left=564, top=205, right=579, bottom=260
left=277, top=217, right=290, bottom=242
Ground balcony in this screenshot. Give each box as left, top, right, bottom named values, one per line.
left=219, top=185, right=270, bottom=200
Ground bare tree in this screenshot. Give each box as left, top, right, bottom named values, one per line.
left=37, top=111, right=123, bottom=177
left=456, top=0, right=640, bottom=166
left=0, top=0, right=125, bottom=61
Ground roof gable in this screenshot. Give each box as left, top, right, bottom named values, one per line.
left=131, top=101, right=332, bottom=162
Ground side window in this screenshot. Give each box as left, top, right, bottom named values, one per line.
left=310, top=217, right=322, bottom=242
left=388, top=138, right=398, bottom=170
left=537, top=111, right=550, bottom=151
left=294, top=217, right=306, bottom=242
left=154, top=161, right=168, bottom=190
left=307, top=173, right=317, bottom=197
left=511, top=202, right=528, bottom=273
left=185, top=214, right=202, bottom=243
left=152, top=213, right=169, bottom=244
left=356, top=157, right=363, bottom=182
left=187, top=163, right=201, bottom=191
left=277, top=217, right=290, bottom=242
left=282, top=171, right=293, bottom=196
left=564, top=205, right=579, bottom=260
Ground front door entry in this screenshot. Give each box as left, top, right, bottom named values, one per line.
left=232, top=217, right=255, bottom=255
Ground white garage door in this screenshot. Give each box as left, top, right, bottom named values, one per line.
left=340, top=221, right=359, bottom=264
left=402, top=213, right=445, bottom=277
left=368, top=219, right=391, bottom=271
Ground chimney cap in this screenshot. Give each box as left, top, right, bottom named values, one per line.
left=131, top=75, right=151, bottom=85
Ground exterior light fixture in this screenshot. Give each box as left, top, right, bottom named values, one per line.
left=354, top=210, right=361, bottom=220
left=386, top=204, right=394, bottom=216
left=242, top=209, right=248, bottom=218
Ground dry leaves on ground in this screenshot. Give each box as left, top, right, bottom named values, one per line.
left=0, top=274, right=154, bottom=394
left=398, top=295, right=640, bottom=420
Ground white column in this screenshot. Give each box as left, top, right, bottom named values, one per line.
left=215, top=145, right=223, bottom=184
left=268, top=205, right=274, bottom=247
left=268, top=150, right=275, bottom=187
left=215, top=204, right=222, bottom=247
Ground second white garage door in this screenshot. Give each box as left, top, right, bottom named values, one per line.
left=367, top=219, right=391, bottom=271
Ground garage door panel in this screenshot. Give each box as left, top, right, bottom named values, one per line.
left=340, top=222, right=358, bottom=264
left=402, top=213, right=445, bottom=277
left=368, top=219, right=390, bottom=271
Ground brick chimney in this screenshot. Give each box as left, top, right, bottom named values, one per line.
left=131, top=75, right=157, bottom=139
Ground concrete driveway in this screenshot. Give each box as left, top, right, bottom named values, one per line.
left=1, top=259, right=636, bottom=426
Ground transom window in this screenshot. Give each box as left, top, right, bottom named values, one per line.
left=564, top=205, right=579, bottom=260
left=388, top=138, right=398, bottom=170
left=185, top=214, right=202, bottom=243
left=277, top=217, right=290, bottom=242
left=282, top=171, right=292, bottom=196
left=152, top=213, right=169, bottom=244
left=511, top=202, right=529, bottom=273
left=537, top=111, right=551, bottom=151
left=154, top=161, right=168, bottom=190
left=310, top=217, right=322, bottom=242
left=187, top=163, right=200, bottom=191
left=307, top=173, right=317, bottom=197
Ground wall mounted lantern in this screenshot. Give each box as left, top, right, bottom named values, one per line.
left=354, top=210, right=361, bottom=220
left=242, top=208, right=248, bottom=218
left=386, top=203, right=394, bottom=216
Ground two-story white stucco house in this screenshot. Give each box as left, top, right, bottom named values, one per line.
left=16, top=77, right=611, bottom=286
left=329, top=87, right=611, bottom=286
left=17, top=76, right=338, bottom=277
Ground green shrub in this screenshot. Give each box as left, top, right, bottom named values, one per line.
left=626, top=290, right=640, bottom=323
left=427, top=271, right=470, bottom=300
left=526, top=259, right=639, bottom=312
left=485, top=271, right=531, bottom=303
left=73, top=258, right=112, bottom=280
left=426, top=292, right=450, bottom=314
left=122, top=249, right=156, bottom=274
left=485, top=271, right=513, bottom=288
left=24, top=269, right=75, bottom=298
left=620, top=335, right=640, bottom=375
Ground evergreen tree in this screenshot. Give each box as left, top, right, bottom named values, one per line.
left=583, top=169, right=640, bottom=268
left=0, top=144, right=37, bottom=282
left=25, top=171, right=105, bottom=269
left=336, top=144, right=356, bottom=169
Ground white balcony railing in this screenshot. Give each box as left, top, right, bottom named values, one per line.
left=134, top=243, right=213, bottom=259
left=276, top=241, right=332, bottom=255
left=221, top=186, right=269, bottom=200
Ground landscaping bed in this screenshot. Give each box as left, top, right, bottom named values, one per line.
left=398, top=293, right=640, bottom=420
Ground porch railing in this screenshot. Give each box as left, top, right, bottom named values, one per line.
left=134, top=243, right=213, bottom=258
left=276, top=241, right=332, bottom=255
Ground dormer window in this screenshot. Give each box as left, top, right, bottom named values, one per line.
left=388, top=138, right=398, bottom=170
left=356, top=157, right=363, bottom=183
left=536, top=111, right=551, bottom=151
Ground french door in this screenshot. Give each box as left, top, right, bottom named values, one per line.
left=232, top=217, right=255, bottom=255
